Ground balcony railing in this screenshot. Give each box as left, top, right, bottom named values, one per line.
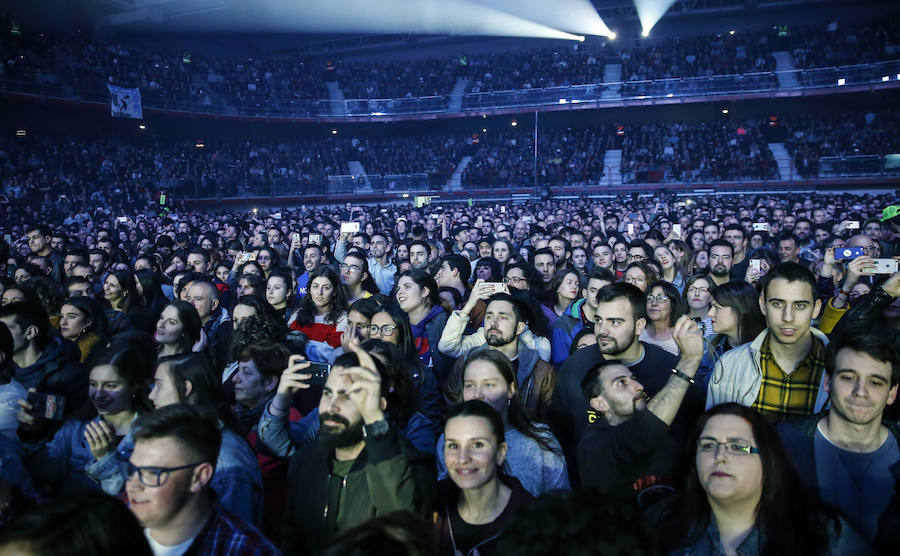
left=182, top=153, right=900, bottom=201
left=5, top=60, right=899, bottom=119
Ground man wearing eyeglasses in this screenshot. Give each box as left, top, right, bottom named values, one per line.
left=577, top=315, right=703, bottom=501
left=777, top=334, right=900, bottom=552
left=127, top=404, right=277, bottom=555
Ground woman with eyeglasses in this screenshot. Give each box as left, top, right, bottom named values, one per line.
left=648, top=403, right=869, bottom=555
left=684, top=275, right=714, bottom=332
left=288, top=266, right=348, bottom=351
left=368, top=303, right=442, bottom=431
left=640, top=281, right=688, bottom=356
left=19, top=335, right=155, bottom=497
left=148, top=352, right=263, bottom=526
left=622, top=261, right=659, bottom=293
left=255, top=247, right=279, bottom=278
left=434, top=399, right=535, bottom=555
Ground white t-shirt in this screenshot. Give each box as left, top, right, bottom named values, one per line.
left=144, top=530, right=196, bottom=556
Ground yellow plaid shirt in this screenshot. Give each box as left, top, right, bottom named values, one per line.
left=751, top=335, right=826, bottom=421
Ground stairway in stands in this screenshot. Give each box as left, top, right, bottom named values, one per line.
left=768, top=143, right=791, bottom=180
left=448, top=156, right=473, bottom=191
left=347, top=160, right=371, bottom=190
left=326, top=82, right=347, bottom=116
left=603, top=149, right=622, bottom=185
left=601, top=63, right=622, bottom=100
left=773, top=51, right=799, bottom=89
left=449, top=78, right=470, bottom=112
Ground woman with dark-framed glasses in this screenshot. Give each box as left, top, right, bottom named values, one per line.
left=648, top=403, right=871, bottom=555
left=368, top=303, right=442, bottom=431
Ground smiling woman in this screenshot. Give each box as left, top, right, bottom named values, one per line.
left=434, top=400, right=535, bottom=556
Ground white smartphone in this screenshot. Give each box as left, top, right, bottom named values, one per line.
left=846, top=221, right=860, bottom=229
left=870, top=258, right=899, bottom=274
left=672, top=224, right=682, bottom=236
left=750, top=259, right=762, bottom=274
left=292, top=233, right=301, bottom=244
left=340, top=222, right=360, bottom=234
left=309, top=234, right=322, bottom=245
left=627, top=224, right=635, bottom=236
left=752, top=222, right=770, bottom=232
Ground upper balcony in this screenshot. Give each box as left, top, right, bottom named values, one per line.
left=5, top=59, right=900, bottom=123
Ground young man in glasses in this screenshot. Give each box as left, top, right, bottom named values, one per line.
left=126, top=404, right=277, bottom=555
left=777, top=334, right=900, bottom=552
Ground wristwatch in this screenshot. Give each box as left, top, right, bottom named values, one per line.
left=363, top=419, right=390, bottom=438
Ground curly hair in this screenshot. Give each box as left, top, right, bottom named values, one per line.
left=230, top=313, right=286, bottom=361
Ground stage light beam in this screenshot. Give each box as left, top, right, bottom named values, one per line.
left=634, top=0, right=678, bottom=37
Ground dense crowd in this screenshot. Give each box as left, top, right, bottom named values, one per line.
left=0, top=189, right=899, bottom=554
left=461, top=127, right=608, bottom=188
left=620, top=119, right=778, bottom=183
left=3, top=10, right=899, bottom=112
left=783, top=110, right=900, bottom=178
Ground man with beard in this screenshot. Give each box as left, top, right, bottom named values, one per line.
left=280, top=351, right=435, bottom=554
left=707, top=239, right=734, bottom=287
left=578, top=315, right=703, bottom=501
left=777, top=334, right=900, bottom=552
left=440, top=292, right=556, bottom=417
left=548, top=283, right=705, bottom=478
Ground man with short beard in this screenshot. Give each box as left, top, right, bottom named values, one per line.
left=707, top=239, right=734, bottom=287
left=578, top=315, right=703, bottom=501
left=439, top=292, right=556, bottom=417
left=278, top=351, right=436, bottom=554
left=548, top=283, right=706, bottom=477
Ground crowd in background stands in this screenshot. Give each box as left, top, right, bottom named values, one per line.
left=619, top=30, right=776, bottom=83
left=464, top=44, right=610, bottom=94
left=462, top=128, right=608, bottom=188
left=1, top=109, right=899, bottom=208
left=783, top=110, right=900, bottom=178
left=620, top=119, right=778, bottom=183
left=3, top=10, right=900, bottom=108
left=790, top=16, right=900, bottom=69
left=336, top=57, right=461, bottom=100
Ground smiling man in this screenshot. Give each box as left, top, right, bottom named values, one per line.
left=127, top=404, right=277, bottom=555
left=777, top=334, right=900, bottom=551
left=708, top=263, right=829, bottom=420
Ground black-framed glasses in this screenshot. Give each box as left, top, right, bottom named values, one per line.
left=347, top=320, right=369, bottom=331
left=697, top=438, right=760, bottom=456
left=368, top=324, right=397, bottom=337
left=126, top=461, right=206, bottom=487
left=647, top=294, right=670, bottom=304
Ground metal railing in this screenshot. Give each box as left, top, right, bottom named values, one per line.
left=182, top=154, right=900, bottom=201
left=5, top=60, right=899, bottom=119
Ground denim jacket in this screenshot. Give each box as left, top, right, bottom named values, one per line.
left=24, top=416, right=136, bottom=496
left=257, top=403, right=435, bottom=458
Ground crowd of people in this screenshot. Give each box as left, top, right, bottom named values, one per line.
left=0, top=108, right=896, bottom=214
left=620, top=119, right=778, bottom=183
left=782, top=110, right=900, bottom=178
left=0, top=189, right=898, bottom=554
left=3, top=10, right=899, bottom=112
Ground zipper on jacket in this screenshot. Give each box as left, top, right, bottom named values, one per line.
left=323, top=474, right=348, bottom=519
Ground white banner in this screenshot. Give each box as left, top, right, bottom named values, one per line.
left=107, top=84, right=142, bottom=119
